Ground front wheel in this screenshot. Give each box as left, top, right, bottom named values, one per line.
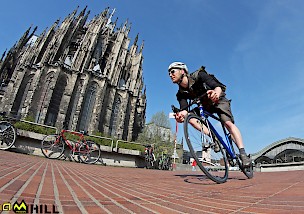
left=41, top=134, right=65, bottom=159
left=184, top=113, right=229, bottom=184
left=0, top=121, right=16, bottom=150
left=78, top=141, right=101, bottom=164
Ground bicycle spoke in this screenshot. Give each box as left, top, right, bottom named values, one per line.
left=78, top=141, right=101, bottom=164
left=41, top=134, right=65, bottom=159
left=0, top=121, right=16, bottom=150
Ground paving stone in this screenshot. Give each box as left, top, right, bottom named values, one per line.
left=0, top=150, right=304, bottom=213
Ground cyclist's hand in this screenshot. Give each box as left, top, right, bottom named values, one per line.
left=174, top=110, right=187, bottom=123
left=207, top=87, right=222, bottom=103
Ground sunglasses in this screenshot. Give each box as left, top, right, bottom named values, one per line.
left=168, top=69, right=179, bottom=75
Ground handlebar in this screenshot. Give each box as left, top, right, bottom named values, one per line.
left=171, top=92, right=208, bottom=113
left=62, top=121, right=88, bottom=135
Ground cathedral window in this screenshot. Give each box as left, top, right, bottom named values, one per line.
left=11, top=74, right=34, bottom=117
left=78, top=82, right=97, bottom=131
left=36, top=73, right=55, bottom=123
left=109, top=97, right=121, bottom=136
left=45, top=74, right=67, bottom=126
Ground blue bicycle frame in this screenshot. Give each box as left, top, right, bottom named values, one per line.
left=198, top=105, right=237, bottom=160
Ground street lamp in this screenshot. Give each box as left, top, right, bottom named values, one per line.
left=169, top=112, right=178, bottom=170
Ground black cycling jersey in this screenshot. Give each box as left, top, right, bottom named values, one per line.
left=176, top=71, right=234, bottom=123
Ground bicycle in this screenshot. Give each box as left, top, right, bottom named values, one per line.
left=0, top=112, right=17, bottom=150
left=41, top=128, right=101, bottom=164
left=171, top=92, right=253, bottom=184
left=158, top=154, right=172, bottom=170
left=144, top=145, right=156, bottom=169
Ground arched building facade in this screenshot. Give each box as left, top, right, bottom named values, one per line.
left=252, top=137, right=304, bottom=165
left=0, top=7, right=146, bottom=141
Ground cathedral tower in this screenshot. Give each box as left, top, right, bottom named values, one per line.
left=0, top=7, right=146, bottom=141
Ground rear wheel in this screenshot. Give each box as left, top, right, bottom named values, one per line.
left=228, top=136, right=254, bottom=179
left=184, top=113, right=229, bottom=184
left=41, top=134, right=65, bottom=159
left=78, top=141, right=101, bottom=164
left=0, top=121, right=16, bottom=150
left=238, top=155, right=254, bottom=179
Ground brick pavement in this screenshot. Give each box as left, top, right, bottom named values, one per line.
left=0, top=150, right=304, bottom=214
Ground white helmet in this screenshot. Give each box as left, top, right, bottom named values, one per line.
left=168, top=62, right=188, bottom=73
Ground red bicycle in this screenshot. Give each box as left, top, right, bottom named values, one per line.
left=41, top=129, right=101, bottom=164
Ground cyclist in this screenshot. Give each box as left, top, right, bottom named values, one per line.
left=144, top=144, right=156, bottom=166
left=168, top=61, right=251, bottom=167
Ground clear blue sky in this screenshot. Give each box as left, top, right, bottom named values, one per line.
left=1, top=0, right=304, bottom=154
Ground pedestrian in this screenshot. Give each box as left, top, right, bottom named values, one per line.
left=191, top=158, right=197, bottom=171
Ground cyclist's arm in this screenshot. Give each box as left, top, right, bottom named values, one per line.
left=174, top=110, right=187, bottom=123
left=207, top=86, right=222, bottom=103
left=198, top=72, right=223, bottom=103
left=175, top=91, right=189, bottom=122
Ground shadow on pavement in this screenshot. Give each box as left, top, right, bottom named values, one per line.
left=174, top=173, right=251, bottom=185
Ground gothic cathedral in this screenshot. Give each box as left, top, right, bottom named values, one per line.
left=0, top=7, right=147, bottom=141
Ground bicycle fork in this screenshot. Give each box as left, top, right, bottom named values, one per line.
left=199, top=106, right=217, bottom=149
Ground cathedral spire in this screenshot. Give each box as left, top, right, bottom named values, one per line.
left=122, top=19, right=128, bottom=32
left=113, top=17, right=118, bottom=29
left=79, top=5, right=87, bottom=17
left=72, top=6, right=79, bottom=16
left=105, top=8, right=116, bottom=27
left=1, top=49, right=7, bottom=61
left=140, top=40, right=144, bottom=53
left=16, top=26, right=32, bottom=47
left=51, top=19, right=60, bottom=30
left=29, top=26, right=38, bottom=38
left=75, top=6, right=90, bottom=28
left=134, top=33, right=139, bottom=45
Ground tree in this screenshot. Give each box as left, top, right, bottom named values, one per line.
left=150, top=111, right=171, bottom=129
left=136, top=111, right=174, bottom=157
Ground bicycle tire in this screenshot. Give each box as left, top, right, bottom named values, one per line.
left=184, top=113, right=229, bottom=183
left=41, top=134, right=65, bottom=159
left=78, top=140, right=101, bottom=164
left=0, top=121, right=16, bottom=150
left=227, top=137, right=254, bottom=179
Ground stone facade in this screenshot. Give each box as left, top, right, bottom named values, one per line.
left=145, top=123, right=174, bottom=143
left=0, top=7, right=146, bottom=141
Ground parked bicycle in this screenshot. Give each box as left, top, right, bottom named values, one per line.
left=41, top=128, right=101, bottom=164
left=0, top=112, right=17, bottom=150
left=158, top=154, right=172, bottom=170
left=172, top=92, right=253, bottom=184
left=144, top=144, right=156, bottom=169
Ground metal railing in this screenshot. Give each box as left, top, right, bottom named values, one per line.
left=19, top=119, right=58, bottom=133
left=15, top=119, right=144, bottom=153
left=115, top=140, right=145, bottom=153
left=89, top=134, right=114, bottom=151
